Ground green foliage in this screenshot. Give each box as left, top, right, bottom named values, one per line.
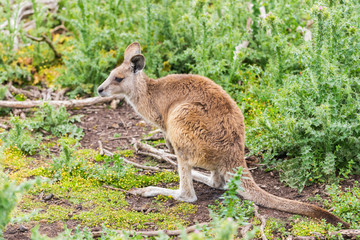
left=0, top=104, right=82, bottom=156
left=317, top=182, right=360, bottom=228
left=244, top=1, right=360, bottom=190
left=46, top=139, right=178, bottom=189
left=210, top=167, right=254, bottom=223
left=290, top=219, right=335, bottom=237
left=30, top=103, right=83, bottom=138
left=49, top=140, right=131, bottom=182
left=0, top=117, right=42, bottom=155
left=0, top=169, right=39, bottom=237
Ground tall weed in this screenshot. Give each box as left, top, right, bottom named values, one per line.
left=246, top=1, right=360, bottom=190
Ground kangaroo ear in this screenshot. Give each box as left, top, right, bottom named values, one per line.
left=124, top=42, right=141, bottom=61
left=130, top=54, right=145, bottom=73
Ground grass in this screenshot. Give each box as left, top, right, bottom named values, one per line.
left=3, top=144, right=195, bottom=231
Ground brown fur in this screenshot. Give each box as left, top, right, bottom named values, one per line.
left=97, top=42, right=349, bottom=228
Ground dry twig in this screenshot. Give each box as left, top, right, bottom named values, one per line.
left=92, top=222, right=209, bottom=238
left=254, top=203, right=268, bottom=240
left=240, top=223, right=253, bottom=238
left=133, top=140, right=177, bottom=166
left=0, top=123, right=10, bottom=130
left=330, top=229, right=360, bottom=238
left=0, top=96, right=122, bottom=108
left=8, top=85, right=41, bottom=99
left=25, top=33, right=62, bottom=59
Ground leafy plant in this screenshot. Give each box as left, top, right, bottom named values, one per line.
left=0, top=117, right=42, bottom=155
left=0, top=169, right=39, bottom=237
left=316, top=182, right=360, bottom=228
left=245, top=1, right=360, bottom=190
left=210, top=167, right=254, bottom=222
left=30, top=103, right=83, bottom=138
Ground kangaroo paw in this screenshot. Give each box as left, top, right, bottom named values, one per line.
left=128, top=186, right=197, bottom=202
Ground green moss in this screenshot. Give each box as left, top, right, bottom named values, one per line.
left=74, top=148, right=98, bottom=160
left=291, top=218, right=335, bottom=237
left=0, top=147, right=31, bottom=170
left=33, top=175, right=128, bottom=207
left=74, top=206, right=189, bottom=230
left=263, top=218, right=287, bottom=240
left=114, top=170, right=179, bottom=190
left=116, top=149, right=134, bottom=158
left=33, top=205, right=74, bottom=222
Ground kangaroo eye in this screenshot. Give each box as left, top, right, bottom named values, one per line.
left=114, top=77, right=124, bottom=83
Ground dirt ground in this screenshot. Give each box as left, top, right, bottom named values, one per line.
left=3, top=101, right=359, bottom=239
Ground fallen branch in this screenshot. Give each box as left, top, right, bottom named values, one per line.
left=330, top=229, right=360, bottom=238
left=98, top=141, right=161, bottom=171
left=50, top=22, right=67, bottom=36
left=0, top=123, right=10, bottom=130
left=0, top=96, right=122, bottom=108
left=293, top=237, right=317, bottom=240
left=133, top=140, right=177, bottom=166
left=8, top=84, right=41, bottom=99
left=92, top=222, right=209, bottom=238
left=254, top=203, right=268, bottom=240
left=240, top=223, right=253, bottom=238
left=54, top=88, right=69, bottom=101
left=98, top=140, right=104, bottom=156
left=148, top=129, right=162, bottom=135
left=25, top=33, right=61, bottom=58
left=143, top=134, right=164, bottom=141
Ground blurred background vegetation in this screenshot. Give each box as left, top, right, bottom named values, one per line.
left=1, top=0, right=359, bottom=190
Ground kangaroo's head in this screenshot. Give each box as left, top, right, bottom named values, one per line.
left=97, top=42, right=145, bottom=97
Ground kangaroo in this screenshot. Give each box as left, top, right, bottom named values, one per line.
left=97, top=42, right=349, bottom=228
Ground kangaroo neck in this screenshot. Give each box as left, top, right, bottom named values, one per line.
left=125, top=72, right=165, bottom=129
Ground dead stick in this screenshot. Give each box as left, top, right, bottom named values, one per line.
left=254, top=204, right=267, bottom=240
left=98, top=140, right=104, bottom=156
left=8, top=85, right=41, bottom=99
left=25, top=33, right=61, bottom=58
left=92, top=222, right=209, bottom=238
left=100, top=147, right=161, bottom=171
left=133, top=140, right=177, bottom=166
left=240, top=223, right=253, bottom=238
left=330, top=229, right=360, bottom=238
left=293, top=237, right=316, bottom=240
left=0, top=123, right=10, bottom=130
left=0, top=96, right=122, bottom=108
left=148, top=129, right=162, bottom=135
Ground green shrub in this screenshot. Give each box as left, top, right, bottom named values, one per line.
left=30, top=103, right=83, bottom=138
left=210, top=167, right=254, bottom=223
left=319, top=182, right=360, bottom=228
left=0, top=117, right=42, bottom=155
left=0, top=169, right=39, bottom=237
left=246, top=1, right=360, bottom=190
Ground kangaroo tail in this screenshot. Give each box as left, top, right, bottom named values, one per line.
left=228, top=169, right=350, bottom=228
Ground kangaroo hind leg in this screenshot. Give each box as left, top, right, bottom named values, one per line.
left=192, top=169, right=226, bottom=189
left=128, top=159, right=197, bottom=202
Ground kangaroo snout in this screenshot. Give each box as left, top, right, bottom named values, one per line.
left=97, top=80, right=111, bottom=97
left=97, top=86, right=105, bottom=97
